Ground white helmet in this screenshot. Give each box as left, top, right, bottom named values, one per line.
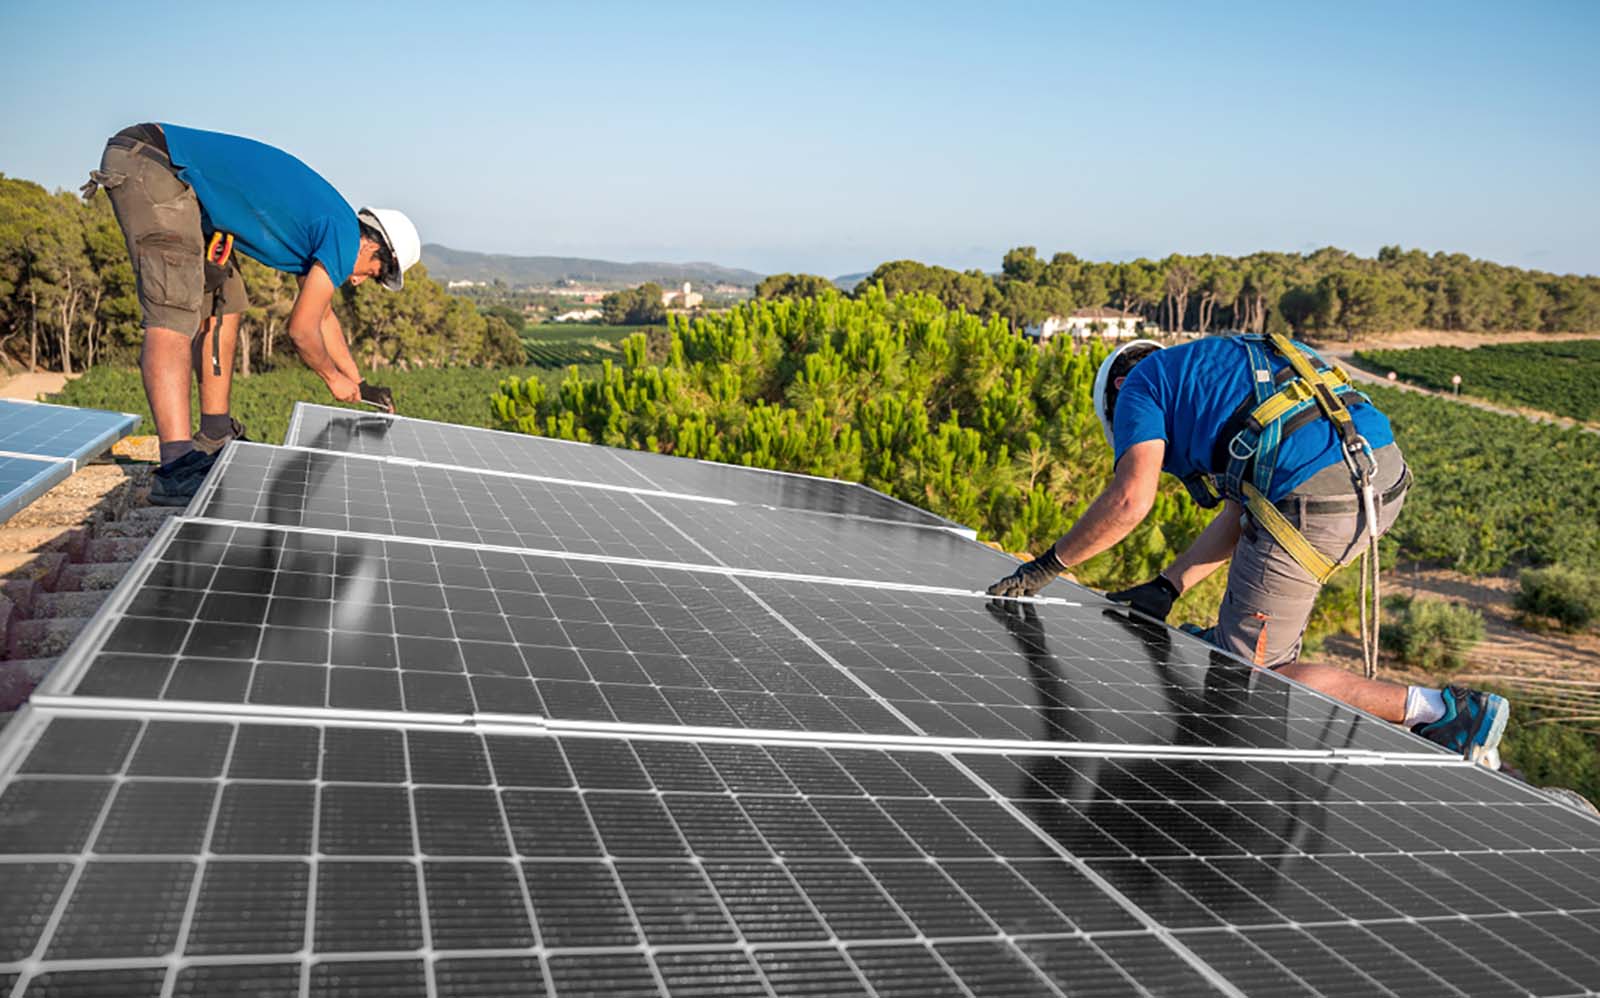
left=1091, top=339, right=1164, bottom=449
left=357, top=207, right=421, bottom=291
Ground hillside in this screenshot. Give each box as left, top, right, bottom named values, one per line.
left=423, top=244, right=764, bottom=289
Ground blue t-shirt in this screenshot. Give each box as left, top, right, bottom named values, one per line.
left=161, top=124, right=360, bottom=285
left=1111, top=336, right=1395, bottom=501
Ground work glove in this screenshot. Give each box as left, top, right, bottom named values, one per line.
left=986, top=547, right=1066, bottom=598
left=1105, top=575, right=1180, bottom=621
left=358, top=381, right=395, bottom=414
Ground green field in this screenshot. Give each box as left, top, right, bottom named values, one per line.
left=1356, top=339, right=1600, bottom=423
left=49, top=365, right=586, bottom=444
left=1363, top=383, right=1600, bottom=574
left=520, top=323, right=640, bottom=367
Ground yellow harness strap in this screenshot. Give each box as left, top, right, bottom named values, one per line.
left=1240, top=482, right=1339, bottom=583
left=1246, top=368, right=1354, bottom=427
left=1269, top=332, right=1355, bottom=430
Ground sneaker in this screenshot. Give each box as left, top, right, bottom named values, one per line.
left=1412, top=685, right=1509, bottom=764
left=192, top=417, right=249, bottom=455
left=149, top=449, right=217, bottom=507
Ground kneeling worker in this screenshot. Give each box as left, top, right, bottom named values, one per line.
left=84, top=123, right=417, bottom=505
left=988, top=333, right=1509, bottom=762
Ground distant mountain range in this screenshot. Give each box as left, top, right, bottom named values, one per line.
left=831, top=272, right=870, bottom=292
left=422, top=245, right=765, bottom=289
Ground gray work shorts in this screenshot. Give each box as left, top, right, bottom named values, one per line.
left=1205, top=450, right=1409, bottom=668
left=91, top=137, right=248, bottom=337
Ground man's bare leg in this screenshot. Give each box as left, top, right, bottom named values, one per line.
left=1275, top=661, right=1406, bottom=721
left=192, top=313, right=241, bottom=444
left=142, top=326, right=196, bottom=462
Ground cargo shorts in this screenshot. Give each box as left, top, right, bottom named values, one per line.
left=91, top=135, right=248, bottom=337
left=1204, top=451, right=1410, bottom=668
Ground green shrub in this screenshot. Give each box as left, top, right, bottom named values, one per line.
left=1516, top=565, right=1600, bottom=632
left=1380, top=596, right=1485, bottom=672
left=1498, top=709, right=1600, bottom=813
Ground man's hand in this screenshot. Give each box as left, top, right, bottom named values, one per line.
left=987, top=548, right=1066, bottom=598
left=327, top=373, right=361, bottom=404
left=359, top=381, right=395, bottom=414
left=1105, top=575, right=1180, bottom=621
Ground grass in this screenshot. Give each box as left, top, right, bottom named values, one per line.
left=48, top=364, right=593, bottom=444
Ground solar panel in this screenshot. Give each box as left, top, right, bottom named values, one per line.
left=0, top=399, right=138, bottom=523
left=0, top=398, right=139, bottom=465
left=5, top=712, right=1598, bottom=997
left=52, top=520, right=913, bottom=735
left=4, top=406, right=1598, bottom=997
left=287, top=403, right=961, bottom=529
left=0, top=712, right=1234, bottom=998
left=0, top=454, right=71, bottom=522
left=195, top=442, right=1017, bottom=591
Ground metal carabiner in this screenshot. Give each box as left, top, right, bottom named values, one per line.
left=1228, top=432, right=1257, bottom=462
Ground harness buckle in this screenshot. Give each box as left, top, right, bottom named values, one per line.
left=1227, top=433, right=1257, bottom=462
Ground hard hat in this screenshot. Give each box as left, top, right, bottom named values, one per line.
left=357, top=207, right=421, bottom=291
left=1091, top=339, right=1164, bottom=449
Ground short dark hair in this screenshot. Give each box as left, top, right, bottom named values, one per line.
left=359, top=222, right=396, bottom=278
left=1103, top=342, right=1162, bottom=422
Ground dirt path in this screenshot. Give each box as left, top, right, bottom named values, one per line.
left=1310, top=565, right=1600, bottom=727
left=0, top=371, right=74, bottom=401
left=1328, top=349, right=1600, bottom=435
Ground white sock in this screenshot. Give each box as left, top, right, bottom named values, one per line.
left=1404, top=686, right=1448, bottom=727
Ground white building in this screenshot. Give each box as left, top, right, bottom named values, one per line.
left=1025, top=307, right=1146, bottom=342
left=661, top=282, right=704, bottom=309
left=553, top=308, right=603, bottom=323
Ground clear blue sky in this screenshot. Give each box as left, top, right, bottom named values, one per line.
left=3, top=0, right=1596, bottom=277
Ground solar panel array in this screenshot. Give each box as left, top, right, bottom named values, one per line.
left=0, top=399, right=138, bottom=522
left=5, top=402, right=1598, bottom=998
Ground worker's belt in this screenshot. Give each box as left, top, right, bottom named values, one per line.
left=1276, top=465, right=1411, bottom=517
left=106, top=134, right=173, bottom=172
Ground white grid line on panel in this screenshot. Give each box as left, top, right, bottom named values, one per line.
left=179, top=514, right=1080, bottom=605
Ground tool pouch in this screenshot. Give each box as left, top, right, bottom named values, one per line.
left=79, top=169, right=126, bottom=200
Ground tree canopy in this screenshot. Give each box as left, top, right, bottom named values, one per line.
left=600, top=282, right=667, bottom=325
left=755, top=273, right=835, bottom=300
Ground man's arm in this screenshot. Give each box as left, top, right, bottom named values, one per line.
left=987, top=440, right=1163, bottom=598
left=1050, top=439, right=1164, bottom=564
left=1102, top=497, right=1243, bottom=619
left=316, top=304, right=363, bottom=387
left=289, top=265, right=359, bottom=402
left=1162, top=499, right=1243, bottom=592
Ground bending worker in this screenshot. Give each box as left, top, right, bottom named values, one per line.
left=988, top=333, right=1509, bottom=763
left=84, top=123, right=417, bottom=505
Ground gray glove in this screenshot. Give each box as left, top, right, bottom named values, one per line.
left=986, top=547, right=1066, bottom=598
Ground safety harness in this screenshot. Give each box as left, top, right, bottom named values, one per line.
left=1180, top=333, right=1390, bottom=677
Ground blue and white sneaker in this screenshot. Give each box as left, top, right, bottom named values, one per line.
left=1412, top=685, right=1509, bottom=764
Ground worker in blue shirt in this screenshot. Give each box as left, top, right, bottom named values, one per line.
left=988, top=335, right=1511, bottom=764
left=83, top=123, right=419, bottom=505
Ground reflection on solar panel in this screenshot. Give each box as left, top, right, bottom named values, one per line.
left=287, top=402, right=960, bottom=529
left=0, top=399, right=138, bottom=522
left=6, top=402, right=1598, bottom=997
